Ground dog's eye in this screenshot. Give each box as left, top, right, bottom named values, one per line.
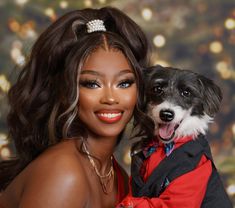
left=152, top=86, right=163, bottom=95
left=181, top=90, right=191, bottom=97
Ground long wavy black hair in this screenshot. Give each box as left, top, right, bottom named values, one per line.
left=0, top=7, right=154, bottom=190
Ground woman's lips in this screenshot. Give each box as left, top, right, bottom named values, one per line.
left=95, top=111, right=123, bottom=124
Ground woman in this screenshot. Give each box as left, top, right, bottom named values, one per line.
left=0, top=7, right=153, bottom=208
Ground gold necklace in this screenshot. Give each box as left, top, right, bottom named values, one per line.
left=82, top=140, right=114, bottom=194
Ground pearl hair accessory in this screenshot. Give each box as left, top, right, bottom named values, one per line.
left=86, top=19, right=106, bottom=33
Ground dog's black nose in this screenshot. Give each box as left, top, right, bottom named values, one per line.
left=160, top=109, right=174, bottom=122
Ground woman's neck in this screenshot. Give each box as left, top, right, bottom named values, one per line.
left=84, top=135, right=118, bottom=173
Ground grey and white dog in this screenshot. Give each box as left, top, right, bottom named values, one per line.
left=129, top=65, right=232, bottom=208
left=144, top=65, right=222, bottom=143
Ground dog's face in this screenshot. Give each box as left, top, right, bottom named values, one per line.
left=144, top=65, right=222, bottom=143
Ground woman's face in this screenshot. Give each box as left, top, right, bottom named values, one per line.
left=78, top=47, right=137, bottom=139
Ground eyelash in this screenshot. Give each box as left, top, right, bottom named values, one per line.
left=79, top=78, right=135, bottom=89
left=79, top=79, right=100, bottom=89
left=118, top=79, right=135, bottom=88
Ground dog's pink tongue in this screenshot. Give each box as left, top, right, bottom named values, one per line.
left=159, top=123, right=175, bottom=139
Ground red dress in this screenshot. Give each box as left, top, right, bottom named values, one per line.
left=113, top=157, right=127, bottom=205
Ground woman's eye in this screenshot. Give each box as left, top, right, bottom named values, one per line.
left=118, top=79, right=135, bottom=88
left=181, top=90, right=191, bottom=97
left=152, top=86, right=163, bottom=95
left=80, top=80, right=100, bottom=89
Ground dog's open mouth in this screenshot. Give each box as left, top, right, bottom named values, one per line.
left=158, top=123, right=179, bottom=142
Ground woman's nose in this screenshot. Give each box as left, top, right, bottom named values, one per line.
left=100, top=87, right=119, bottom=105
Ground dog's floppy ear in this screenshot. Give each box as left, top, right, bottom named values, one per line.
left=143, top=66, right=154, bottom=81
left=142, top=66, right=158, bottom=111
left=198, top=75, right=222, bottom=117
left=142, top=67, right=152, bottom=110
left=143, top=65, right=165, bottom=81
left=142, top=65, right=165, bottom=110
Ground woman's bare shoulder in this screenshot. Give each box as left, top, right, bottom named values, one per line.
left=30, top=139, right=83, bottom=169
left=20, top=139, right=90, bottom=207
left=27, top=139, right=84, bottom=176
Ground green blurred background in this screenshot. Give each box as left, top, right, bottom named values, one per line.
left=0, top=0, right=234, bottom=205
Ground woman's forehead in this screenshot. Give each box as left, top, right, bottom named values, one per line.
left=81, top=47, right=133, bottom=76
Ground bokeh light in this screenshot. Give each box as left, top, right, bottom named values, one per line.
left=60, top=1, right=69, bottom=9
left=227, top=184, right=235, bottom=196
left=153, top=34, right=166, bottom=48
left=0, top=147, right=11, bottom=159
left=209, top=41, right=223, bottom=54
left=141, top=8, right=152, bottom=21
left=0, top=75, right=11, bottom=93
left=0, top=133, right=8, bottom=148
left=15, top=0, right=28, bottom=6
left=44, top=7, right=57, bottom=21
left=225, top=18, right=235, bottom=30
left=84, top=0, right=92, bottom=7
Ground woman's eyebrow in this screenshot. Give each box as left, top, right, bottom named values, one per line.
left=80, top=70, right=102, bottom=76
left=80, top=69, right=134, bottom=77
left=117, top=69, right=134, bottom=76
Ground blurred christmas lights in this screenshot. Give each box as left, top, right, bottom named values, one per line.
left=59, top=1, right=68, bottom=9
left=10, top=46, right=25, bottom=66
left=0, top=131, right=10, bottom=160
left=0, top=147, right=10, bottom=159
left=141, top=8, right=152, bottom=21
left=0, top=133, right=8, bottom=148
left=153, top=34, right=166, bottom=48
left=15, top=0, right=28, bottom=6
left=232, top=124, right=235, bottom=137
left=227, top=184, right=235, bottom=196
left=84, top=0, right=92, bottom=7
left=44, top=8, right=57, bottom=21
left=225, top=18, right=235, bottom=30
left=8, top=19, right=21, bottom=33
left=0, top=75, right=11, bottom=93
left=209, top=41, right=223, bottom=54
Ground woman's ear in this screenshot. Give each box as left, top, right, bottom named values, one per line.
left=198, top=75, right=223, bottom=117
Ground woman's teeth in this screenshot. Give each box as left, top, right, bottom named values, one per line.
left=98, top=113, right=122, bottom=118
